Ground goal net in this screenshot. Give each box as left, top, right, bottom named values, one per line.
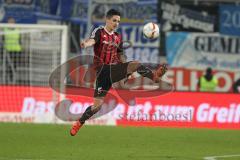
left=0, top=23, right=68, bottom=123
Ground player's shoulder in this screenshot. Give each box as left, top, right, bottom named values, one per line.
left=90, top=26, right=104, bottom=38
left=92, top=26, right=104, bottom=33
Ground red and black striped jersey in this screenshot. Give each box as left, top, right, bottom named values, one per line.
left=90, top=26, right=123, bottom=67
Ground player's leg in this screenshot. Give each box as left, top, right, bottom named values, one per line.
left=70, top=98, right=104, bottom=136
left=109, top=61, right=167, bottom=83
left=79, top=97, right=103, bottom=124
left=70, top=84, right=109, bottom=136
left=127, top=61, right=167, bottom=82
left=70, top=65, right=112, bottom=136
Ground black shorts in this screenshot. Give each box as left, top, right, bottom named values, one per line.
left=94, top=62, right=130, bottom=97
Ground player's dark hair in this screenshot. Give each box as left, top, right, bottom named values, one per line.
left=106, top=9, right=121, bottom=18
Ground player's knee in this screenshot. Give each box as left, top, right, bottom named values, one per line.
left=91, top=105, right=102, bottom=114
left=128, top=61, right=141, bottom=72
left=130, top=61, right=140, bottom=65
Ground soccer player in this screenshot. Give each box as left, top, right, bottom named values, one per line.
left=70, top=9, right=167, bottom=136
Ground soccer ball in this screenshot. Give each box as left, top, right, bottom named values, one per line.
left=142, top=22, right=159, bottom=39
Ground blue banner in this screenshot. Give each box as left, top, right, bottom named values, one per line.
left=219, top=5, right=240, bottom=36
left=0, top=0, right=37, bottom=23
left=58, top=0, right=73, bottom=20
left=166, top=32, right=240, bottom=71
left=4, top=7, right=36, bottom=23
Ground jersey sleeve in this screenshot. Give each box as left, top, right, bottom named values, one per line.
left=90, top=28, right=101, bottom=43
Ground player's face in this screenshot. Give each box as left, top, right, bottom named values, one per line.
left=106, top=15, right=120, bottom=31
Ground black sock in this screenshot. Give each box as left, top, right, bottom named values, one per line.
left=79, top=106, right=94, bottom=124
left=137, top=65, right=153, bottom=80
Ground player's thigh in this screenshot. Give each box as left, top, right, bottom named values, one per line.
left=93, top=97, right=104, bottom=107
left=94, top=65, right=112, bottom=97
left=110, top=62, right=130, bottom=83
left=127, top=61, right=140, bottom=73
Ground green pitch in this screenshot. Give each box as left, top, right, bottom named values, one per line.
left=0, top=123, right=240, bottom=160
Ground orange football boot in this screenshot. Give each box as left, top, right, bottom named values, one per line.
left=70, top=121, right=83, bottom=136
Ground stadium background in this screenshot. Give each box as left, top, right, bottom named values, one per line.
left=0, top=0, right=239, bottom=160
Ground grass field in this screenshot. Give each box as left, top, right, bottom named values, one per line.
left=0, top=123, right=240, bottom=160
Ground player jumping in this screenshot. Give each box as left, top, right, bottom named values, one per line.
left=70, top=9, right=167, bottom=136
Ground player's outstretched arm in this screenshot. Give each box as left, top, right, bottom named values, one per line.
left=80, top=38, right=96, bottom=48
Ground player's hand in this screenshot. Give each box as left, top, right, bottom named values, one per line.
left=80, top=41, right=86, bottom=49
left=80, top=39, right=95, bottom=48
